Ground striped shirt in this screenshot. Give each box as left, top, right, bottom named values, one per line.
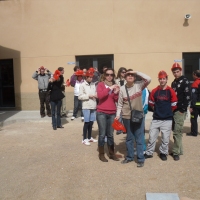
left=117, top=71, right=151, bottom=119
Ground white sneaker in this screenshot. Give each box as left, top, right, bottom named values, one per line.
left=71, top=116, right=75, bottom=120
left=81, top=117, right=84, bottom=121
left=104, top=136, right=107, bottom=143
left=82, top=139, right=90, bottom=146
left=88, top=137, right=97, bottom=142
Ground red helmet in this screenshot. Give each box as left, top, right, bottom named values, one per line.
left=88, top=67, right=95, bottom=73
left=85, top=70, right=94, bottom=77
left=171, top=63, right=182, bottom=71
left=75, top=70, right=83, bottom=76
left=158, top=70, right=168, bottom=79
left=53, top=70, right=61, bottom=80
left=112, top=119, right=126, bottom=132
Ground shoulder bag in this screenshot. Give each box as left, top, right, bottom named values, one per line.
left=125, top=86, right=144, bottom=123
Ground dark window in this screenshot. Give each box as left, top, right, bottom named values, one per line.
left=76, top=54, right=114, bottom=74
left=183, top=52, right=200, bottom=81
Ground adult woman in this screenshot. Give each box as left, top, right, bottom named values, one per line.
left=78, top=70, right=98, bottom=145
left=47, top=68, right=65, bottom=130
left=97, top=68, right=120, bottom=162
left=116, top=69, right=151, bottom=167
left=115, top=67, right=127, bottom=86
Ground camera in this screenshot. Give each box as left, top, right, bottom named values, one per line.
left=185, top=14, right=191, bottom=19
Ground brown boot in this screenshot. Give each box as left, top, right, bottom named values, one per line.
left=107, top=144, right=119, bottom=161
left=98, top=146, right=108, bottom=162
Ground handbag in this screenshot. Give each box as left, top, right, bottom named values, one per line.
left=125, top=86, right=144, bottom=123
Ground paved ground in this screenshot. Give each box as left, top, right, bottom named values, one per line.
left=0, top=111, right=199, bottom=200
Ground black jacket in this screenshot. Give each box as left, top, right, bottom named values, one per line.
left=171, top=75, right=190, bottom=113
left=190, top=78, right=200, bottom=108
left=47, top=75, right=65, bottom=101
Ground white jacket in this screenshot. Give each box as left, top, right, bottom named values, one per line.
left=78, top=80, right=97, bottom=109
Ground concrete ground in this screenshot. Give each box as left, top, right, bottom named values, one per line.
left=0, top=111, right=199, bottom=200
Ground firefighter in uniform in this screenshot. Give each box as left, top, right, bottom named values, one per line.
left=187, top=70, right=200, bottom=137
left=171, top=63, right=190, bottom=160
left=32, top=66, right=52, bottom=118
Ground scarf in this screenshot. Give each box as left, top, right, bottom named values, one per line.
left=104, top=80, right=113, bottom=87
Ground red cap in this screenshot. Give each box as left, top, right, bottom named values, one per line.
left=171, top=63, right=182, bottom=71
left=112, top=119, right=126, bottom=132
left=158, top=70, right=168, bottom=79
left=53, top=70, right=61, bottom=80
left=75, top=70, right=83, bottom=76
left=39, top=66, right=45, bottom=70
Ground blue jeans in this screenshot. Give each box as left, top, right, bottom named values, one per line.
left=73, top=96, right=83, bottom=117
left=96, top=112, right=115, bottom=146
left=123, top=118, right=145, bottom=162
left=51, top=100, right=62, bottom=128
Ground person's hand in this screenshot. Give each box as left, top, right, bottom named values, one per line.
left=109, top=84, right=117, bottom=90
left=37, top=68, right=40, bottom=71
left=89, top=95, right=94, bottom=99
left=113, top=86, right=120, bottom=94
left=115, top=116, right=120, bottom=120
left=189, top=108, right=193, bottom=113
left=49, top=78, right=54, bottom=82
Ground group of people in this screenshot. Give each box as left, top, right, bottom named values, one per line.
left=32, top=63, right=200, bottom=167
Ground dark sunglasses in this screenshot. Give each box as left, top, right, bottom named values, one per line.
left=126, top=73, right=134, bottom=77
left=106, top=73, right=114, bottom=77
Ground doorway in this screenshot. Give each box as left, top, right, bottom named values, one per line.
left=182, top=52, right=200, bottom=82
left=0, top=59, right=15, bottom=107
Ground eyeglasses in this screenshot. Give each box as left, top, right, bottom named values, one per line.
left=121, top=71, right=126, bottom=73
left=106, top=73, right=114, bottom=77
left=126, top=73, right=134, bottom=77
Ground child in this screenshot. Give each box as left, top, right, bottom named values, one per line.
left=78, top=70, right=98, bottom=145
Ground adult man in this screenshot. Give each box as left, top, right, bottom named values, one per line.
left=171, top=63, right=190, bottom=161
left=58, top=67, right=67, bottom=118
left=187, top=70, right=200, bottom=137
left=144, top=71, right=177, bottom=161
left=99, top=66, right=107, bottom=82
left=92, top=67, right=101, bottom=83
left=70, top=66, right=80, bottom=87
left=32, top=66, right=52, bottom=117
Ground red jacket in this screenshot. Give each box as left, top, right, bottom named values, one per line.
left=97, top=82, right=118, bottom=114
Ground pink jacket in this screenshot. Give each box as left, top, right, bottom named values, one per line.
left=97, top=82, right=118, bottom=114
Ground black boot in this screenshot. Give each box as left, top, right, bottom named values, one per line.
left=107, top=144, right=119, bottom=161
